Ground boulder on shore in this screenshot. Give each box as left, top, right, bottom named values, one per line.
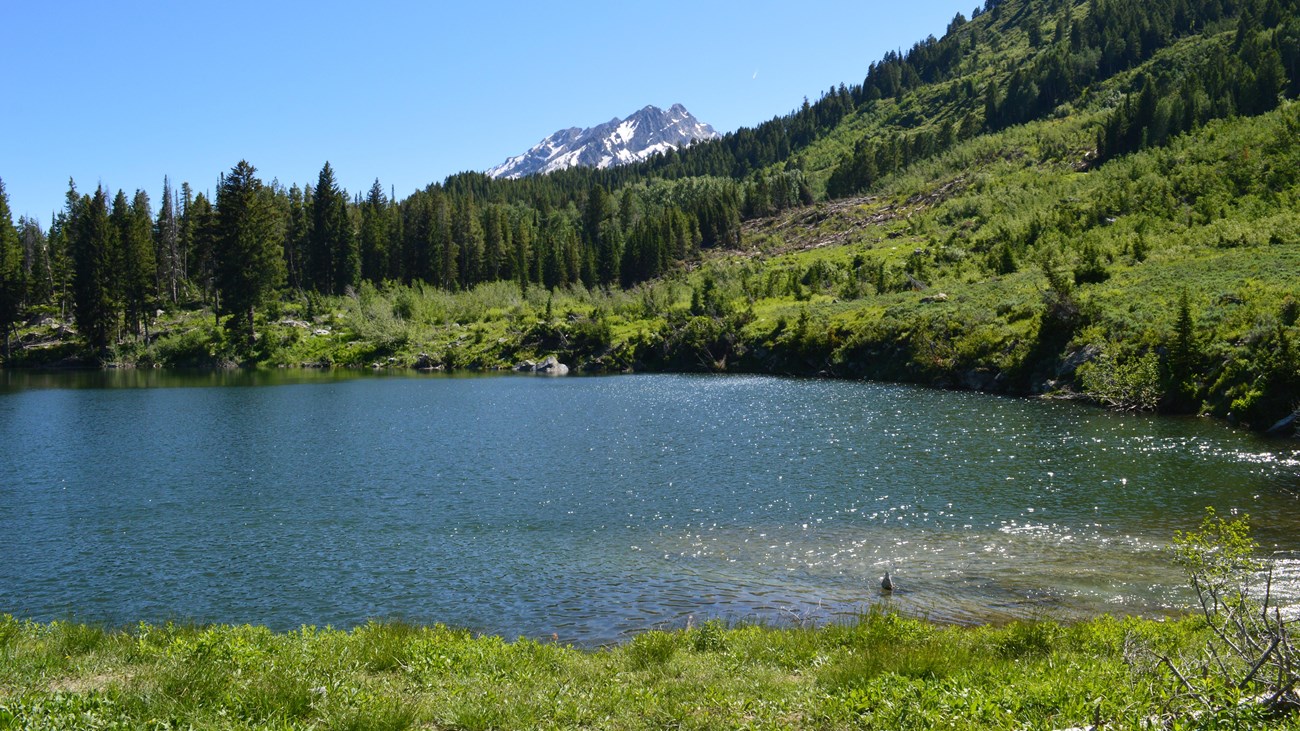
left=537, top=356, right=569, bottom=375
left=516, top=356, right=568, bottom=375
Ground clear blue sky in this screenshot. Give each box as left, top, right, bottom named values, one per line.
left=1, top=0, right=973, bottom=225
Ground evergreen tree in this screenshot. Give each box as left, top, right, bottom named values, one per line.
left=284, top=184, right=308, bottom=291
left=46, top=209, right=73, bottom=321
left=0, top=179, right=24, bottom=359
left=434, top=192, right=456, bottom=288
left=584, top=185, right=622, bottom=286
left=178, top=182, right=194, bottom=293
left=155, top=177, right=181, bottom=304
left=453, top=196, right=484, bottom=288
left=187, top=193, right=217, bottom=307
left=18, top=217, right=51, bottom=308
left=121, top=190, right=156, bottom=337
left=71, top=185, right=118, bottom=354
left=308, top=162, right=356, bottom=294
left=359, top=179, right=389, bottom=283
left=1166, top=289, right=1199, bottom=410
left=511, top=211, right=534, bottom=290
left=482, top=204, right=508, bottom=283
left=214, top=160, right=284, bottom=347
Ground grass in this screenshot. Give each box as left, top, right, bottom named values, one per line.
left=1, top=612, right=1296, bottom=730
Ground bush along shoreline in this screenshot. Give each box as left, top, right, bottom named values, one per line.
left=7, top=255, right=1299, bottom=438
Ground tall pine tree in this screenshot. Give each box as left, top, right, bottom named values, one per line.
left=214, top=161, right=284, bottom=348
left=0, top=178, right=24, bottom=359
left=71, top=185, right=118, bottom=355
left=121, top=190, right=156, bottom=338
left=359, top=179, right=389, bottom=283
left=307, top=162, right=356, bottom=295
left=156, top=177, right=181, bottom=304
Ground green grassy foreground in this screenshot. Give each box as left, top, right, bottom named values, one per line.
left=0, top=612, right=1294, bottom=730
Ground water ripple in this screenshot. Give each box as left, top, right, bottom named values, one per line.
left=0, top=372, right=1297, bottom=643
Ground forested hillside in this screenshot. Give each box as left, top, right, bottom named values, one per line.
left=2, top=0, right=1299, bottom=429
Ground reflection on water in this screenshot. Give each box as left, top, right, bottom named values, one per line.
left=0, top=371, right=1297, bottom=644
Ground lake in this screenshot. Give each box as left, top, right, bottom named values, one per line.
left=1, top=370, right=1298, bottom=644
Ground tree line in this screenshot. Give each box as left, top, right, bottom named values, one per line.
left=0, top=163, right=813, bottom=356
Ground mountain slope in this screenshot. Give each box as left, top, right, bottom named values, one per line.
left=486, top=104, right=719, bottom=179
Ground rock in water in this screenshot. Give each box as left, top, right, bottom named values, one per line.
left=536, top=355, right=569, bottom=376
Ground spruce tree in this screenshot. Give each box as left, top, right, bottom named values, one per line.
left=18, top=217, right=51, bottom=308
left=284, top=185, right=308, bottom=291
left=0, top=178, right=24, bottom=359
left=156, top=177, right=181, bottom=304
left=71, top=186, right=118, bottom=355
left=308, top=162, right=356, bottom=294
left=121, top=190, right=156, bottom=337
left=453, top=196, right=483, bottom=288
left=214, top=160, right=284, bottom=348
left=359, top=179, right=389, bottom=283
left=187, top=193, right=217, bottom=307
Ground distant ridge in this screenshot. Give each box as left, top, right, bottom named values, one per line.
left=486, top=103, right=719, bottom=179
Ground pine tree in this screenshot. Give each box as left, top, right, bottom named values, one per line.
left=71, top=186, right=118, bottom=354
left=187, top=193, right=217, bottom=307
left=482, top=204, right=507, bottom=283
left=434, top=193, right=456, bottom=289
left=453, top=196, right=483, bottom=288
left=0, top=178, right=24, bottom=359
left=359, top=179, right=389, bottom=283
left=308, top=162, right=356, bottom=294
left=284, top=185, right=308, bottom=291
left=214, top=160, right=284, bottom=348
left=121, top=190, right=156, bottom=337
left=156, top=177, right=181, bottom=304
left=46, top=208, right=74, bottom=321
left=178, top=182, right=194, bottom=292
left=1166, top=289, right=1199, bottom=410
left=18, top=217, right=51, bottom=308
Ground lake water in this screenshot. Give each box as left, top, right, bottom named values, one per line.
left=2, top=370, right=1298, bottom=644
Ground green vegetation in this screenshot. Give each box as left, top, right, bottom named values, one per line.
left=2, top=0, right=1299, bottom=431
left=1, top=612, right=1295, bottom=730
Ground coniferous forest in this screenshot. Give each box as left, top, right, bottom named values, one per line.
left=3, top=0, right=1300, bottom=430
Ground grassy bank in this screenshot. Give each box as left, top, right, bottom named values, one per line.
left=0, top=612, right=1293, bottom=730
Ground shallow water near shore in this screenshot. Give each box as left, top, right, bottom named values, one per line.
left=1, top=370, right=1298, bottom=644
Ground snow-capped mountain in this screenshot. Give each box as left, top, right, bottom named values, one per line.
left=486, top=104, right=719, bottom=180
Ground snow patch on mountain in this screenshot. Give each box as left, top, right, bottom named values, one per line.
left=487, top=104, right=719, bottom=180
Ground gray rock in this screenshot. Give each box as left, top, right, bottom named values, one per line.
left=535, top=356, right=569, bottom=376
left=1057, top=343, right=1102, bottom=379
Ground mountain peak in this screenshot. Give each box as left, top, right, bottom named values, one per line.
left=486, top=104, right=719, bottom=180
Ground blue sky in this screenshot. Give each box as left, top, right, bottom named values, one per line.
left=1, top=1, right=973, bottom=224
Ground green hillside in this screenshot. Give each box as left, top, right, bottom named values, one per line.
left=3, top=0, right=1299, bottom=429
